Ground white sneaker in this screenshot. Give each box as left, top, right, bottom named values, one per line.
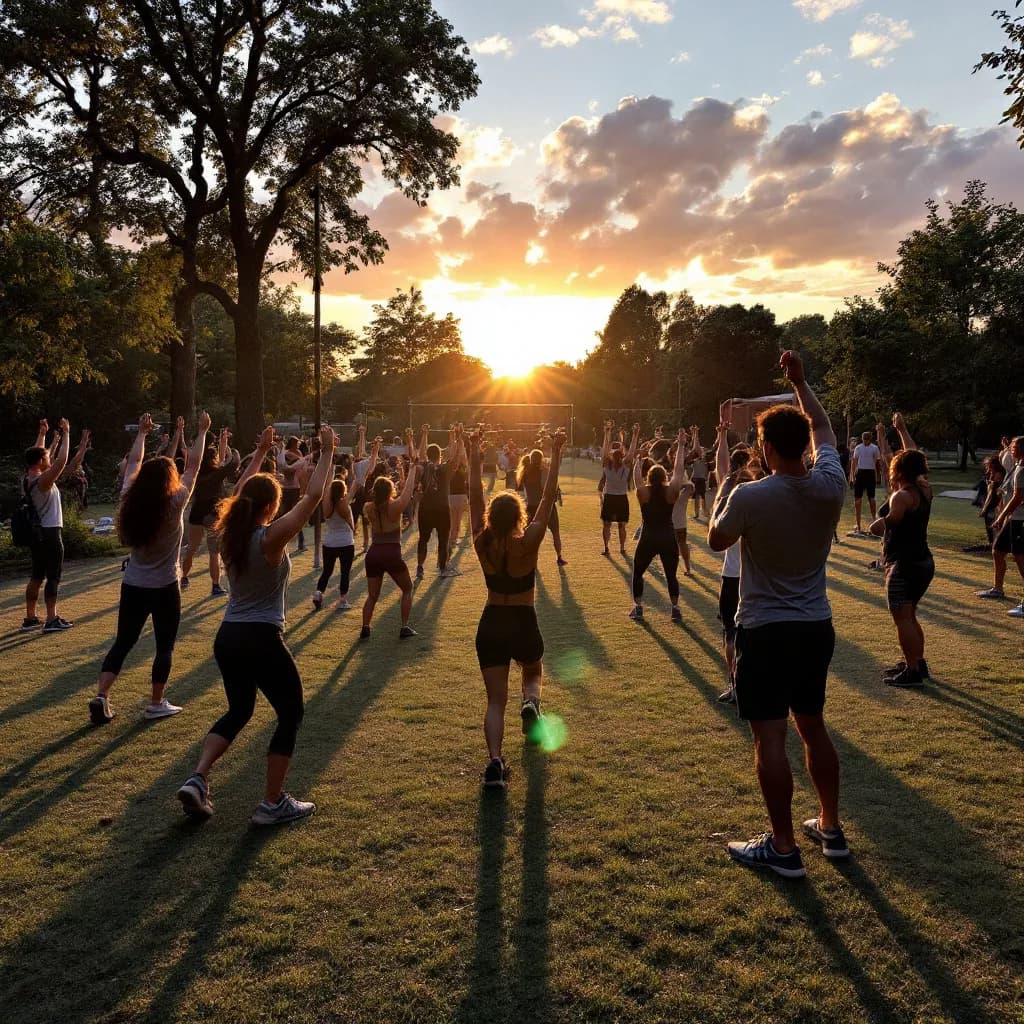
left=250, top=792, right=316, bottom=827
left=337, top=599, right=353, bottom=611
left=144, top=699, right=183, bottom=720
left=1009, top=602, right=1024, bottom=618
left=312, top=589, right=323, bottom=610
left=976, top=588, right=1005, bottom=599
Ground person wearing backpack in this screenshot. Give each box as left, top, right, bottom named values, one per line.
left=21, top=418, right=90, bottom=633
left=415, top=423, right=457, bottom=579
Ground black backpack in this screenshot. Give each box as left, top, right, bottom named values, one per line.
left=11, top=477, right=42, bottom=547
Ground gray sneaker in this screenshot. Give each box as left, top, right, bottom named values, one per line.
left=250, top=792, right=316, bottom=827
left=802, top=817, right=850, bottom=859
left=177, top=773, right=213, bottom=819
left=144, top=699, right=182, bottom=720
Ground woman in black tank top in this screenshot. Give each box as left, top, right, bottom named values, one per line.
left=869, top=413, right=934, bottom=687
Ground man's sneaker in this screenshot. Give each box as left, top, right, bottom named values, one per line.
left=1009, top=602, right=1024, bottom=618
left=19, top=616, right=41, bottom=632
left=885, top=666, right=924, bottom=688
left=312, top=590, right=323, bottom=611
left=726, top=833, right=806, bottom=878
left=179, top=575, right=190, bottom=591
left=177, top=773, right=213, bottom=819
left=359, top=625, right=371, bottom=641
left=671, top=606, right=682, bottom=623
left=415, top=564, right=424, bottom=580
left=399, top=625, right=418, bottom=639
left=337, top=599, right=353, bottom=611
left=43, top=617, right=73, bottom=633
left=144, top=699, right=183, bottom=720
left=440, top=566, right=461, bottom=578
left=250, top=792, right=316, bottom=827
left=482, top=757, right=510, bottom=790
left=89, top=694, right=114, bottom=725
left=717, top=686, right=736, bottom=704
left=883, top=658, right=930, bottom=680
left=976, top=588, right=1006, bottom=599
left=211, top=584, right=228, bottom=598
left=521, top=697, right=542, bottom=738
left=802, top=818, right=850, bottom=859
left=628, top=605, right=644, bottom=621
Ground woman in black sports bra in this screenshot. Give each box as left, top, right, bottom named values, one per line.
left=869, top=412, right=934, bottom=688
left=468, top=427, right=566, bottom=790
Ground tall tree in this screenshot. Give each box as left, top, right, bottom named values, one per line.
left=976, top=1, right=1024, bottom=146
left=2, top=0, right=479, bottom=441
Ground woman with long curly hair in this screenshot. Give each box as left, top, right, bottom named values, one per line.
left=176, top=425, right=337, bottom=827
left=89, top=411, right=211, bottom=725
left=469, top=427, right=566, bottom=790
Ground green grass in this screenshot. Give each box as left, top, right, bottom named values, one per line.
left=0, top=459, right=1021, bottom=1024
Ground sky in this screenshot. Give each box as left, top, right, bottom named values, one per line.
left=309, top=0, right=1024, bottom=377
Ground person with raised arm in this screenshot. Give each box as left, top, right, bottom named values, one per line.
left=180, top=426, right=240, bottom=595
left=448, top=424, right=471, bottom=549
left=687, top=426, right=709, bottom=520
left=989, top=435, right=1024, bottom=617
left=600, top=420, right=638, bottom=556
left=176, top=425, right=337, bottom=827
left=313, top=469, right=357, bottom=612
left=469, top=427, right=566, bottom=790
left=89, top=413, right=211, bottom=725
left=628, top=428, right=689, bottom=623
left=670, top=429, right=696, bottom=576
left=709, top=351, right=847, bottom=878
left=21, top=418, right=89, bottom=633
left=415, top=423, right=456, bottom=578
left=516, top=441, right=568, bottom=567
left=849, top=428, right=884, bottom=536
left=360, top=443, right=422, bottom=641
left=869, top=412, right=935, bottom=686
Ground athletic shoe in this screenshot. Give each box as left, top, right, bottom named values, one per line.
left=440, top=566, right=461, bottom=578
left=628, top=605, right=644, bottom=621
left=883, top=658, right=930, bottom=680
left=885, top=666, right=924, bottom=688
left=211, top=584, right=228, bottom=597
left=88, top=694, right=114, bottom=725
left=415, top=564, right=424, bottom=580
left=619, top=547, right=628, bottom=556
left=312, top=590, right=323, bottom=611
left=177, top=773, right=213, bottom=820
left=847, top=529, right=865, bottom=538
left=671, top=606, right=682, bottom=623
left=19, top=616, right=41, bottom=632
left=1009, top=602, right=1024, bottom=618
left=144, top=699, right=183, bottom=720
left=399, top=625, right=418, bottom=639
left=601, top=548, right=610, bottom=557
left=802, top=818, right=850, bottom=859
left=556, top=557, right=568, bottom=567
left=633, top=526, right=642, bottom=541
left=250, top=792, right=316, bottom=827
left=43, top=617, right=73, bottom=633
left=337, top=599, right=353, bottom=611
left=179, top=576, right=189, bottom=591
left=359, top=625, right=371, bottom=641
left=716, top=686, right=736, bottom=704
left=976, top=588, right=1006, bottom=599
left=482, top=757, right=510, bottom=790
left=521, top=696, right=542, bottom=738
left=726, top=833, right=806, bottom=878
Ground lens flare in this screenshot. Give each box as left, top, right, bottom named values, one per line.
left=554, top=649, right=591, bottom=684
left=531, top=713, right=569, bottom=753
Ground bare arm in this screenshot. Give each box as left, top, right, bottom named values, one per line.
left=601, top=422, right=612, bottom=462
left=357, top=424, right=367, bottom=461
left=62, top=429, right=91, bottom=480
left=234, top=427, right=276, bottom=496
left=714, top=423, right=730, bottom=493
left=180, top=413, right=212, bottom=496
left=122, top=415, right=153, bottom=492
left=418, top=425, right=430, bottom=462
left=780, top=351, right=835, bottom=453
left=264, top=427, right=337, bottom=559
left=625, top=423, right=640, bottom=463
left=892, top=412, right=916, bottom=453
left=38, top=420, right=71, bottom=490
left=524, top=431, right=566, bottom=546
left=469, top=432, right=486, bottom=539
left=870, top=488, right=913, bottom=536
left=391, top=459, right=421, bottom=515
left=668, top=428, right=691, bottom=502
left=34, top=419, right=48, bottom=449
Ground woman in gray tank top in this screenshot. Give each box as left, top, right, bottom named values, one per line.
left=176, top=425, right=338, bottom=828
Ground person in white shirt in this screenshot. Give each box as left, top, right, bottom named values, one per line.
left=849, top=431, right=883, bottom=535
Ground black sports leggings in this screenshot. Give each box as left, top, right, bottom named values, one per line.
left=101, top=582, right=181, bottom=684
left=317, top=544, right=355, bottom=595
left=631, top=530, right=680, bottom=602
left=210, top=621, right=304, bottom=756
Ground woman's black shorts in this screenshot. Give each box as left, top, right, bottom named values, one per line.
left=475, top=605, right=544, bottom=670
left=885, top=557, right=935, bottom=610
left=601, top=493, right=630, bottom=523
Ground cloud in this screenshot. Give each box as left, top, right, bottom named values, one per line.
left=850, top=14, right=913, bottom=63
left=670, top=51, right=691, bottom=63
left=795, top=44, right=832, bottom=63
left=471, top=34, right=514, bottom=57
left=793, top=0, right=861, bottom=21
left=434, top=117, right=523, bottom=172
left=533, top=24, right=580, bottom=48
left=585, top=0, right=673, bottom=25
left=806, top=70, right=825, bottom=86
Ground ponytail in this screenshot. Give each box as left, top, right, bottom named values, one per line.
left=213, top=473, right=281, bottom=572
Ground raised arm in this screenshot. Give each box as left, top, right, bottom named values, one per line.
left=601, top=421, right=612, bottom=462
left=234, top=426, right=275, bottom=496
left=357, top=423, right=367, bottom=461
left=417, top=424, right=430, bottom=462
left=180, top=412, right=212, bottom=496
left=625, top=423, right=640, bottom=463
left=892, top=412, right=916, bottom=453
left=168, top=417, right=184, bottom=459
left=121, top=415, right=154, bottom=492
left=392, top=456, right=421, bottom=514
left=264, top=426, right=337, bottom=560
left=469, top=431, right=486, bottom=539
left=714, top=422, right=730, bottom=492
left=669, top=428, right=692, bottom=502
left=62, top=429, right=91, bottom=480
left=34, top=418, right=48, bottom=450
left=38, top=419, right=71, bottom=490
left=405, top=427, right=415, bottom=463
left=780, top=351, right=835, bottom=453
left=524, top=430, right=566, bottom=546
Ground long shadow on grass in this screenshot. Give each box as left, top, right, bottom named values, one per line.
left=914, top=680, right=1024, bottom=751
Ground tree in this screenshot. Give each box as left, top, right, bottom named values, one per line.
left=2, top=0, right=479, bottom=441
left=976, top=1, right=1024, bottom=146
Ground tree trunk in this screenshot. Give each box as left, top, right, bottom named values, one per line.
left=168, top=284, right=198, bottom=429
left=233, top=265, right=266, bottom=445
left=959, top=428, right=970, bottom=472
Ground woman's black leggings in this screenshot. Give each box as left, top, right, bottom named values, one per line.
left=101, top=582, right=181, bottom=684
left=317, top=544, right=355, bottom=595
left=632, top=530, right=680, bottom=602
left=210, top=621, right=304, bottom=757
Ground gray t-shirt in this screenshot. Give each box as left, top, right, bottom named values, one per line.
left=223, top=526, right=291, bottom=629
left=712, top=445, right=846, bottom=628
left=123, top=485, right=189, bottom=588
left=1009, top=463, right=1024, bottom=522
left=29, top=475, right=63, bottom=528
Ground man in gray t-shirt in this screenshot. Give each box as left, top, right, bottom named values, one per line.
left=708, top=351, right=848, bottom=879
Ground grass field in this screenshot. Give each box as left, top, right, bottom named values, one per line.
left=0, top=459, right=1021, bottom=1024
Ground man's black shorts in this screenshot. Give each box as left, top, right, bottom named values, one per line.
left=418, top=504, right=451, bottom=540
left=994, top=519, right=1024, bottom=556
left=693, top=477, right=707, bottom=499
left=734, top=619, right=835, bottom=721
left=29, top=526, right=64, bottom=583
left=854, top=469, right=877, bottom=500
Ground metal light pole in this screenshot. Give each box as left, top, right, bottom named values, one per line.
left=312, top=172, right=323, bottom=571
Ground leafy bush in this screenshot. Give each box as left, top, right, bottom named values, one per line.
left=0, top=505, right=122, bottom=571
